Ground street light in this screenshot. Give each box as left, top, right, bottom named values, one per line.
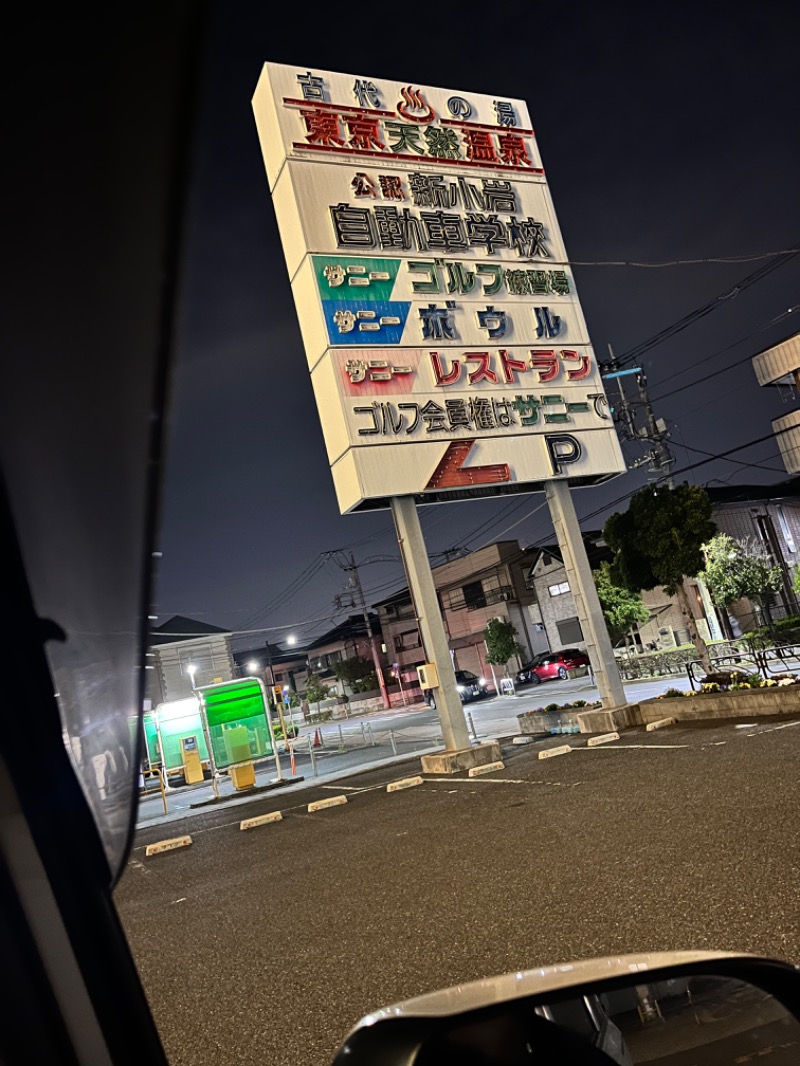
left=286, top=634, right=296, bottom=646
left=246, top=660, right=260, bottom=675
left=186, top=663, right=197, bottom=690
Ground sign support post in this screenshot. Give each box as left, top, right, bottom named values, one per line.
left=391, top=495, right=471, bottom=752
left=545, top=479, right=626, bottom=709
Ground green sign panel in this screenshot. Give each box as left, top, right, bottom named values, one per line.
left=149, top=700, right=211, bottom=771
left=312, top=255, right=400, bottom=302
left=143, top=712, right=160, bottom=766
left=202, top=678, right=267, bottom=727
left=199, top=678, right=274, bottom=770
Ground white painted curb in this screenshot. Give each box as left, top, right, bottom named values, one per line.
left=539, top=745, right=571, bottom=760
left=145, top=835, right=192, bottom=856
left=587, top=732, right=620, bottom=747
left=646, top=717, right=676, bottom=732
left=387, top=776, right=423, bottom=793
left=468, top=761, right=505, bottom=777
left=240, top=811, right=283, bottom=830
left=308, top=795, right=348, bottom=813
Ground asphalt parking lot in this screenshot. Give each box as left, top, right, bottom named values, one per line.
left=118, top=716, right=800, bottom=1066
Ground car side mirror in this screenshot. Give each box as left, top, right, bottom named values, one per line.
left=331, top=952, right=800, bottom=1066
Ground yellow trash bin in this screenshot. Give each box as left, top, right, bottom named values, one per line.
left=230, top=762, right=256, bottom=790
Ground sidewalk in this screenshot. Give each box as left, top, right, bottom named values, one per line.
left=136, top=744, right=445, bottom=830
left=137, top=707, right=446, bottom=830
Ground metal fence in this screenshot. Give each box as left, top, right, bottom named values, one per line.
left=294, top=719, right=448, bottom=777
left=684, top=644, right=800, bottom=689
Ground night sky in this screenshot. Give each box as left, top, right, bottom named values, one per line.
left=153, top=1, right=800, bottom=645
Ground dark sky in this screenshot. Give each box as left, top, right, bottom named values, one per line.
left=153, top=1, right=800, bottom=645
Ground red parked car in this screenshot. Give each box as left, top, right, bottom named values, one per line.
left=516, top=648, right=590, bottom=686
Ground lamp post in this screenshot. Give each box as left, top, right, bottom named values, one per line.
left=187, top=663, right=198, bottom=691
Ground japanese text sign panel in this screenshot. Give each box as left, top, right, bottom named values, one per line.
left=292, top=255, right=589, bottom=370
left=326, top=434, right=625, bottom=513
left=252, top=63, right=624, bottom=512
left=252, top=63, right=543, bottom=192
left=270, top=159, right=566, bottom=278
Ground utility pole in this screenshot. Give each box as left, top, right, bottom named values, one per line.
left=601, top=346, right=729, bottom=642
left=346, top=553, right=391, bottom=710
left=602, top=343, right=675, bottom=483
left=635, top=369, right=675, bottom=483
left=605, top=342, right=636, bottom=441
left=326, top=551, right=391, bottom=710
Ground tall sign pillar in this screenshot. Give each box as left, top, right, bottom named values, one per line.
left=391, top=497, right=469, bottom=752
left=545, top=480, right=626, bottom=709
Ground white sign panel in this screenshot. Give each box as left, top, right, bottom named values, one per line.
left=270, top=159, right=566, bottom=278
left=252, top=63, right=625, bottom=513
left=327, top=434, right=625, bottom=514
left=311, top=347, right=610, bottom=460
left=252, top=62, right=543, bottom=191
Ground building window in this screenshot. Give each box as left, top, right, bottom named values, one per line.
left=462, top=581, right=487, bottom=610
left=775, top=506, right=797, bottom=553
left=396, top=629, right=421, bottom=651
left=548, top=581, right=570, bottom=597
left=556, top=617, right=583, bottom=644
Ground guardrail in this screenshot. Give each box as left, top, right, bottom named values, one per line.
left=684, top=644, right=800, bottom=690
left=140, top=767, right=168, bottom=814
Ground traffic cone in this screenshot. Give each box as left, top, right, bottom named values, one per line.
left=313, top=728, right=321, bottom=748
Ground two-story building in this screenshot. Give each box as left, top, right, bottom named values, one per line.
left=298, top=613, right=387, bottom=696
left=146, top=615, right=235, bottom=705
left=706, top=479, right=800, bottom=632
left=376, top=532, right=726, bottom=687
left=376, top=541, right=549, bottom=688
left=521, top=534, right=716, bottom=652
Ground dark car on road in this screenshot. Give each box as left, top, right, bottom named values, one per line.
left=455, top=669, right=491, bottom=702
left=427, top=670, right=491, bottom=707
left=516, top=649, right=590, bottom=686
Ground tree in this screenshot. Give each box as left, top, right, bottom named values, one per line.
left=603, top=484, right=717, bottom=670
left=304, top=673, right=329, bottom=710
left=483, top=617, right=525, bottom=676
left=702, top=533, right=783, bottom=623
left=332, top=655, right=377, bottom=693
left=593, top=561, right=650, bottom=644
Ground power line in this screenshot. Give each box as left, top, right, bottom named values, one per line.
left=613, top=245, right=800, bottom=369
left=569, top=248, right=800, bottom=268
left=649, top=304, right=800, bottom=404
left=577, top=422, right=800, bottom=528
left=648, top=304, right=799, bottom=400
left=472, top=498, right=550, bottom=551
left=670, top=438, right=786, bottom=474
left=459, top=496, right=529, bottom=550
left=239, top=555, right=329, bottom=629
